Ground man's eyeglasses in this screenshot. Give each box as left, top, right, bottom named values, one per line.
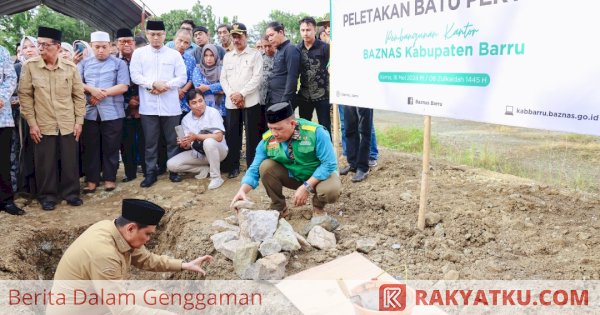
left=118, top=39, right=134, bottom=45
left=37, top=42, right=57, bottom=48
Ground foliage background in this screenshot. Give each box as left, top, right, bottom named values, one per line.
left=0, top=1, right=328, bottom=55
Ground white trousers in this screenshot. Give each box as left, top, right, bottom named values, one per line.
left=167, top=138, right=228, bottom=178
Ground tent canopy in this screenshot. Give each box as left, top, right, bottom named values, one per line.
left=0, top=0, right=151, bottom=32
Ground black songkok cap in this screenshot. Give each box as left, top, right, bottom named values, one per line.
left=193, top=26, right=209, bottom=35
left=146, top=20, right=165, bottom=31
left=267, top=102, right=294, bottom=123
left=38, top=26, right=62, bottom=41
left=122, top=199, right=165, bottom=226
left=116, top=28, right=134, bottom=39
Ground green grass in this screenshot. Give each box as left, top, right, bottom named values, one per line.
left=376, top=127, right=439, bottom=153
left=375, top=127, right=599, bottom=192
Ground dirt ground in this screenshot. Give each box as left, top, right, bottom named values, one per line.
left=1, top=143, right=599, bottom=281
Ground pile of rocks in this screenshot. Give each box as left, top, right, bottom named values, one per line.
left=211, top=206, right=339, bottom=280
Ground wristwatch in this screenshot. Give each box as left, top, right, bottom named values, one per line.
left=303, top=181, right=315, bottom=194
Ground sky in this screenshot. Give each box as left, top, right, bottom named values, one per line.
left=137, top=0, right=329, bottom=27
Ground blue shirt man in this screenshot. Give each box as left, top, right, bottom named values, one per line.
left=78, top=55, right=130, bottom=120
left=79, top=31, right=130, bottom=192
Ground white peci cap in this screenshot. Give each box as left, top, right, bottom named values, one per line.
left=90, top=31, right=110, bottom=42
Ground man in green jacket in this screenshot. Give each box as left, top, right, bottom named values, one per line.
left=231, top=102, right=341, bottom=233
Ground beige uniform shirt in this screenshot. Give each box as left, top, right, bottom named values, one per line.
left=220, top=46, right=263, bottom=109
left=18, top=56, right=86, bottom=135
left=48, top=220, right=182, bottom=315
left=54, top=220, right=182, bottom=280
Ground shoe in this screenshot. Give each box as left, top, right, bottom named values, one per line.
left=105, top=186, right=116, bottom=192
left=140, top=174, right=157, bottom=188
left=194, top=167, right=210, bottom=179
left=3, top=202, right=25, bottom=215
left=339, top=165, right=356, bottom=176
left=82, top=187, right=96, bottom=194
left=169, top=172, right=182, bottom=183
left=208, top=177, right=224, bottom=190
left=351, top=170, right=369, bottom=182
left=228, top=168, right=240, bottom=179
left=41, top=201, right=56, bottom=211
left=122, top=176, right=135, bottom=182
left=368, top=159, right=378, bottom=167
left=66, top=197, right=83, bottom=207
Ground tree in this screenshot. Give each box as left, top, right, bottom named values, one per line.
left=159, top=1, right=217, bottom=40
left=0, top=5, right=94, bottom=55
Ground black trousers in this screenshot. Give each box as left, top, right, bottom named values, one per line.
left=297, top=98, right=332, bottom=135
left=34, top=133, right=80, bottom=202
left=140, top=115, right=180, bottom=175
left=225, top=105, right=262, bottom=170
left=344, top=105, right=373, bottom=173
left=82, top=118, right=124, bottom=183
left=0, top=127, right=14, bottom=203
left=121, top=117, right=145, bottom=179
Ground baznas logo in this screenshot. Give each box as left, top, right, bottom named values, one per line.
left=408, top=97, right=414, bottom=105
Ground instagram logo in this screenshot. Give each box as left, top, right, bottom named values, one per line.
left=379, top=284, right=407, bottom=311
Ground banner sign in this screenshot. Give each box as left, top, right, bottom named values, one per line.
left=330, top=0, right=600, bottom=136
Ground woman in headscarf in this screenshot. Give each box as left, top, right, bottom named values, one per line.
left=19, top=36, right=39, bottom=62
left=12, top=36, right=40, bottom=197
left=60, top=42, right=74, bottom=60
left=192, top=44, right=226, bottom=120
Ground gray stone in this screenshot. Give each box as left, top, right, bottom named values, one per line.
left=244, top=253, right=288, bottom=280
left=274, top=219, right=301, bottom=251
left=355, top=239, right=377, bottom=254
left=232, top=200, right=255, bottom=211
left=211, top=220, right=240, bottom=234
left=40, top=242, right=53, bottom=255
left=210, top=230, right=238, bottom=253
left=219, top=239, right=250, bottom=260
left=400, top=191, right=413, bottom=201
left=302, top=214, right=340, bottom=235
left=239, top=209, right=280, bottom=242
left=295, top=232, right=313, bottom=251
left=234, top=242, right=260, bottom=279
left=425, top=212, right=442, bottom=227
left=444, top=270, right=460, bottom=280
left=224, top=215, right=238, bottom=226
left=259, top=238, right=282, bottom=257
left=306, top=226, right=337, bottom=250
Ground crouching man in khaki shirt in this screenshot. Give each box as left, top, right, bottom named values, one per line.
left=48, top=199, right=212, bottom=314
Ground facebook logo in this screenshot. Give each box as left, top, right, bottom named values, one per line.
left=407, top=97, right=414, bottom=105
left=379, top=284, right=407, bottom=311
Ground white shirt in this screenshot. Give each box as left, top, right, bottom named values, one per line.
left=220, top=46, right=263, bottom=109
left=181, top=106, right=228, bottom=150
left=130, top=45, right=187, bottom=116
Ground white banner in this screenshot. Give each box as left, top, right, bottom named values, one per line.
left=330, top=0, right=600, bottom=136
